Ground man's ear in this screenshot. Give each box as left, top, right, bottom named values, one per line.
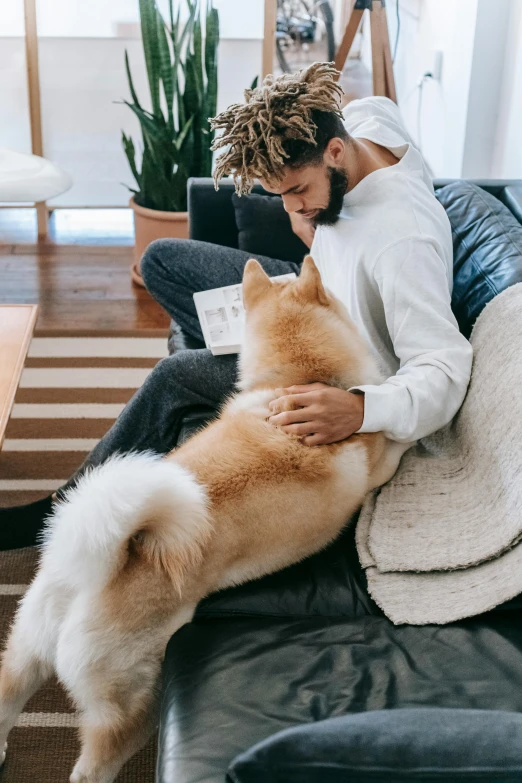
left=242, top=259, right=272, bottom=310
left=298, top=255, right=329, bottom=306
left=323, top=138, right=346, bottom=167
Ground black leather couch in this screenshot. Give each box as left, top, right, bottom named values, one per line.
left=156, top=178, right=522, bottom=783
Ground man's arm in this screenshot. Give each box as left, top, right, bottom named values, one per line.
left=350, top=237, right=473, bottom=442
left=268, top=235, right=472, bottom=446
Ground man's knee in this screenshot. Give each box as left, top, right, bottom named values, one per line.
left=141, top=238, right=193, bottom=296
left=148, top=353, right=185, bottom=388
left=148, top=350, right=237, bottom=402
left=147, top=351, right=208, bottom=391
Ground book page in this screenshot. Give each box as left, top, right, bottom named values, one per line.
left=194, top=273, right=296, bottom=354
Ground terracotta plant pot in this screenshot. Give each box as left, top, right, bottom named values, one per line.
left=130, top=196, right=189, bottom=287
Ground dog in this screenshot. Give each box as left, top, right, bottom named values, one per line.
left=0, top=256, right=409, bottom=783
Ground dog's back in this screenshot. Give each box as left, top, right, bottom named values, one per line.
left=172, top=387, right=387, bottom=595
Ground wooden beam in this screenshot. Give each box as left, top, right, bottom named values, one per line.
left=368, top=1, right=397, bottom=101
left=379, top=2, right=398, bottom=102
left=262, top=0, right=277, bottom=78
left=24, top=0, right=48, bottom=239
left=36, top=204, right=49, bottom=237
left=370, top=2, right=386, bottom=97
left=334, top=0, right=363, bottom=73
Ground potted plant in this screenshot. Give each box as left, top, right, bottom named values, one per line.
left=122, top=0, right=219, bottom=286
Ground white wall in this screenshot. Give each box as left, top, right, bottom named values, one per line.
left=461, top=0, right=512, bottom=178
left=0, top=0, right=25, bottom=36
left=490, top=1, right=522, bottom=178
left=362, top=0, right=479, bottom=177
left=0, top=0, right=264, bottom=39
left=361, top=0, right=522, bottom=179
left=0, top=39, right=31, bottom=154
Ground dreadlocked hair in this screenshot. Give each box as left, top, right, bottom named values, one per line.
left=209, top=62, right=347, bottom=194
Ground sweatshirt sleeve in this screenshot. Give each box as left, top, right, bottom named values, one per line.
left=350, top=237, right=473, bottom=443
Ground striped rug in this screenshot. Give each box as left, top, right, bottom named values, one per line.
left=0, top=330, right=168, bottom=782
left=1, top=330, right=168, bottom=508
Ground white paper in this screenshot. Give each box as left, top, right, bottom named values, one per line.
left=193, top=273, right=296, bottom=355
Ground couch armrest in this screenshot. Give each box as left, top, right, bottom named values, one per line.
left=504, top=185, right=522, bottom=224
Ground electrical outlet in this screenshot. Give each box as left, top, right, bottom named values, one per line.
left=431, top=51, right=443, bottom=81
left=420, top=51, right=443, bottom=84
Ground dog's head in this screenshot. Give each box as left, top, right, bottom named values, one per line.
left=237, top=255, right=380, bottom=391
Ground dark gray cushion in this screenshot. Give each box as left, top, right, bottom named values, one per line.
left=228, top=708, right=522, bottom=782
left=436, top=181, right=522, bottom=338
left=232, top=192, right=308, bottom=263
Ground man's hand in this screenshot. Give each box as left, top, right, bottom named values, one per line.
left=288, top=211, right=316, bottom=249
left=268, top=382, right=365, bottom=446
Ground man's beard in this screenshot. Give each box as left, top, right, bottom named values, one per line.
left=312, top=166, right=349, bottom=227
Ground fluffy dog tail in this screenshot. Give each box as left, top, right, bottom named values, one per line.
left=39, top=453, right=211, bottom=594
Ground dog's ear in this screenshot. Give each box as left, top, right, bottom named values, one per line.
left=242, top=259, right=272, bottom=310
left=298, top=255, right=329, bottom=306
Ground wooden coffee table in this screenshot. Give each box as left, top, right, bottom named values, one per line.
left=0, top=305, right=38, bottom=449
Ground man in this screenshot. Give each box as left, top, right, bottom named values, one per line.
left=0, top=62, right=472, bottom=549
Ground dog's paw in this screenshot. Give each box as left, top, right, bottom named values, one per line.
left=69, top=771, right=89, bottom=783
left=69, top=772, right=115, bottom=783
left=69, top=766, right=95, bottom=783
left=1, top=741, right=7, bottom=766
left=70, top=762, right=113, bottom=783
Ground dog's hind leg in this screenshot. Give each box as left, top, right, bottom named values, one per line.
left=69, top=666, right=161, bottom=783
left=0, top=651, right=51, bottom=766
left=65, top=605, right=196, bottom=783
left=0, top=573, right=60, bottom=764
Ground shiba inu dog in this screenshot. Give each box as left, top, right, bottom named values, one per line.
left=0, top=256, right=408, bottom=783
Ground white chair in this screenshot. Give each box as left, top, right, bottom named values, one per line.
left=0, top=148, right=72, bottom=235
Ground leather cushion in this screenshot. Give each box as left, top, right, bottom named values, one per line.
left=232, top=192, right=308, bottom=263
left=158, top=613, right=522, bottom=783
left=228, top=708, right=522, bottom=782
left=436, top=181, right=522, bottom=338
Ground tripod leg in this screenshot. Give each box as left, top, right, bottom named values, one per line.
left=334, top=2, right=364, bottom=73
left=377, top=2, right=397, bottom=102
left=383, top=56, right=397, bottom=103
left=370, top=5, right=387, bottom=96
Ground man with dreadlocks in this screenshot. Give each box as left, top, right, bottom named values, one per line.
left=1, top=63, right=472, bottom=549
left=210, top=62, right=472, bottom=446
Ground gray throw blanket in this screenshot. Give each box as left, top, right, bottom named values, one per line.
left=356, top=283, right=522, bottom=625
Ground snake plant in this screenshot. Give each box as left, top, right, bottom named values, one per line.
left=122, top=0, right=219, bottom=212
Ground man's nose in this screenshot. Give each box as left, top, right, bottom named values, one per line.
left=282, top=194, right=304, bottom=213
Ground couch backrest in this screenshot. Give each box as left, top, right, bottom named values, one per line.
left=188, top=177, right=522, bottom=248
left=188, top=178, right=267, bottom=248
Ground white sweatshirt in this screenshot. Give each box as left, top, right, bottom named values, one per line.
left=310, top=97, right=473, bottom=443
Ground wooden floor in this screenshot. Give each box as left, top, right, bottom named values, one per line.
left=0, top=210, right=169, bottom=332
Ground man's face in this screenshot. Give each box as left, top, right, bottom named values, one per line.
left=261, top=138, right=349, bottom=226
left=260, top=140, right=349, bottom=227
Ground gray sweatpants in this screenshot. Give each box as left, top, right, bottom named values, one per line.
left=61, top=239, right=300, bottom=491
